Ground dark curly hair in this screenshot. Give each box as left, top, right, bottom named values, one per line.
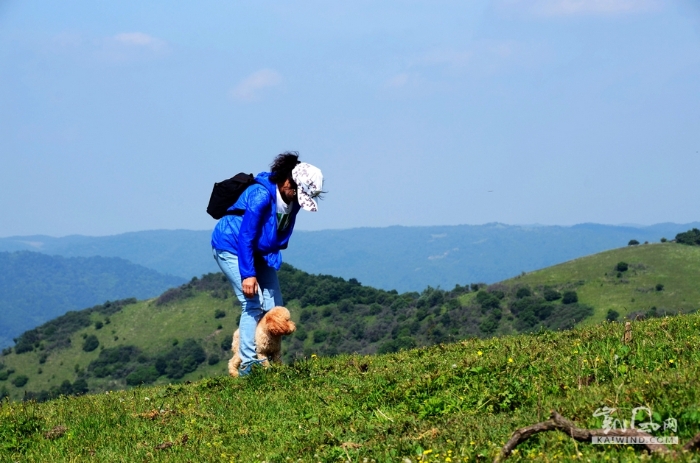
left=269, top=151, right=301, bottom=185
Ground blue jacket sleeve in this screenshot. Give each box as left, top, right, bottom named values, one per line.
left=236, top=187, right=271, bottom=279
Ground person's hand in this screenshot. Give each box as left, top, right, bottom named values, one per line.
left=242, top=277, right=258, bottom=299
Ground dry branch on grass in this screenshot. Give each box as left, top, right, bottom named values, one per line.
left=495, top=410, right=700, bottom=462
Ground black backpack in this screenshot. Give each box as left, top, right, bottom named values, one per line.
left=206, top=173, right=256, bottom=219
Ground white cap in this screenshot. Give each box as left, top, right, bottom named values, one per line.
left=292, top=163, right=324, bottom=212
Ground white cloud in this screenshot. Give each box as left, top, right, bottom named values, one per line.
left=495, top=0, right=661, bottom=17
left=113, top=32, right=166, bottom=51
left=229, top=69, right=283, bottom=102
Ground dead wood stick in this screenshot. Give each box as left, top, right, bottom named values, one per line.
left=684, top=432, right=700, bottom=452
left=495, top=410, right=672, bottom=462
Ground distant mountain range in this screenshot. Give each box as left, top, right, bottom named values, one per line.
left=0, top=251, right=185, bottom=347
left=1, top=222, right=697, bottom=293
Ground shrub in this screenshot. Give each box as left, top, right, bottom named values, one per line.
left=660, top=237, right=667, bottom=243
left=479, top=311, right=501, bottom=335
left=562, top=291, right=578, bottom=304
left=543, top=303, right=593, bottom=330
left=515, top=287, right=532, bottom=299
left=476, top=291, right=500, bottom=310
left=125, top=366, right=160, bottom=386
left=656, top=283, right=664, bottom=291
left=12, top=375, right=28, bottom=387
left=207, top=354, right=220, bottom=365
left=72, top=378, right=89, bottom=394
left=606, top=309, right=620, bottom=322
left=294, top=327, right=308, bottom=341
left=377, top=337, right=416, bottom=354
left=415, top=307, right=429, bottom=321
left=676, top=228, right=700, bottom=246
left=82, top=335, right=99, bottom=352
left=628, top=240, right=640, bottom=246
left=87, top=345, right=141, bottom=379
left=616, top=262, right=628, bottom=272
left=312, top=330, right=328, bottom=344
left=338, top=300, right=353, bottom=313
left=214, top=309, right=226, bottom=319
left=543, top=288, right=561, bottom=302
left=0, top=370, right=9, bottom=381
left=299, top=310, right=315, bottom=323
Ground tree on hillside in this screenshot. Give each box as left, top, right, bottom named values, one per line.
left=562, top=291, right=578, bottom=304
left=675, top=228, right=700, bottom=246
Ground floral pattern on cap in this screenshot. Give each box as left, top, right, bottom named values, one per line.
left=292, top=162, right=323, bottom=212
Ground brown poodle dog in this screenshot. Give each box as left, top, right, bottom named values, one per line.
left=228, top=306, right=296, bottom=377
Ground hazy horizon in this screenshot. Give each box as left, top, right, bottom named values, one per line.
left=2, top=220, right=699, bottom=240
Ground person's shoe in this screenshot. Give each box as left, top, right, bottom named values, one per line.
left=238, top=358, right=268, bottom=377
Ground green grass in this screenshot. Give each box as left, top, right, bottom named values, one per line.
left=2, top=312, right=700, bottom=462
left=504, top=243, right=700, bottom=324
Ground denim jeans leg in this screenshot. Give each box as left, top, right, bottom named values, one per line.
left=212, top=249, right=281, bottom=370
left=256, top=261, right=283, bottom=310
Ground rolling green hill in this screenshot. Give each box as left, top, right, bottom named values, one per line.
left=500, top=242, right=700, bottom=324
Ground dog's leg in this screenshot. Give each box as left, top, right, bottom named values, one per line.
left=229, top=330, right=241, bottom=377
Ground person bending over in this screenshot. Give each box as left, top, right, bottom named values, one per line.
left=211, top=152, right=324, bottom=376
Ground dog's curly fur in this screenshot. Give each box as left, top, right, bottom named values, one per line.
left=228, top=306, right=296, bottom=377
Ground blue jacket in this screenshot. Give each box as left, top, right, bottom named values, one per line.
left=211, top=172, right=300, bottom=279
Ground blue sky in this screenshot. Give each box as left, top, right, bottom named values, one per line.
left=1, top=0, right=699, bottom=236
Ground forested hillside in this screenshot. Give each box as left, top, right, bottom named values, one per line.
left=0, top=251, right=185, bottom=348
left=0, top=263, right=595, bottom=402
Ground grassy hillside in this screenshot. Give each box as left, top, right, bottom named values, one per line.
left=1, top=312, right=699, bottom=461
left=0, top=262, right=597, bottom=402
left=502, top=242, right=700, bottom=324
left=3, top=242, right=699, bottom=403
left=0, top=251, right=186, bottom=348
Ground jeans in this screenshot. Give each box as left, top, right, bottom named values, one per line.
left=212, top=249, right=283, bottom=370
